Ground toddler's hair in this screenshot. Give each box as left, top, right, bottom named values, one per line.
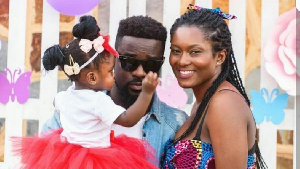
left=42, top=15, right=107, bottom=81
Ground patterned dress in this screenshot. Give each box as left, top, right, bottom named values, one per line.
left=162, top=89, right=257, bottom=169
left=162, top=139, right=256, bottom=169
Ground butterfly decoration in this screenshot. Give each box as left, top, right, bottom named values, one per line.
left=156, top=74, right=188, bottom=109
left=250, top=88, right=289, bottom=125
left=0, top=68, right=32, bottom=104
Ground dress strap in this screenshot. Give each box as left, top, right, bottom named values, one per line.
left=193, top=88, right=257, bottom=155
left=192, top=89, right=238, bottom=140
left=193, top=105, right=209, bottom=140
left=248, top=140, right=257, bottom=155
left=217, top=88, right=240, bottom=95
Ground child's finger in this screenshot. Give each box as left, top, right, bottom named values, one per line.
left=152, top=72, right=158, bottom=80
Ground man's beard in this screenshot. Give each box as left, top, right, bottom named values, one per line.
left=115, top=78, right=143, bottom=107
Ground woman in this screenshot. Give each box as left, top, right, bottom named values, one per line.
left=161, top=5, right=267, bottom=169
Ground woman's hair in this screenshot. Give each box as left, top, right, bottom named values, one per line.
left=170, top=9, right=267, bottom=168
left=42, top=15, right=107, bottom=81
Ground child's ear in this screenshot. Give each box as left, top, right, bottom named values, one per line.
left=86, top=72, right=97, bottom=85
left=216, top=49, right=227, bottom=66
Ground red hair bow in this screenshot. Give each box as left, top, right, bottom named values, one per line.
left=99, top=32, right=119, bottom=58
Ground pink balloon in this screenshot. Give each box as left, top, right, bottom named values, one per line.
left=47, top=0, right=101, bottom=16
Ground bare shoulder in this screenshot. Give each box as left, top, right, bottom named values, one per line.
left=203, top=83, right=256, bottom=160
left=206, top=87, right=251, bottom=128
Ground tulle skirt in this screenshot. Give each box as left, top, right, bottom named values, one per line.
left=11, top=128, right=158, bottom=169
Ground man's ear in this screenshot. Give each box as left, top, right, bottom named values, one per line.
left=86, top=72, right=97, bottom=85
left=216, top=49, right=227, bottom=66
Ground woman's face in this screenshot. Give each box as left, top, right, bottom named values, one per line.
left=169, top=26, right=222, bottom=89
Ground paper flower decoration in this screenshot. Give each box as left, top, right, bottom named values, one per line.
left=47, top=0, right=101, bottom=16
left=156, top=74, right=188, bottom=109
left=263, top=8, right=298, bottom=95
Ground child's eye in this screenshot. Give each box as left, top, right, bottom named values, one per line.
left=110, top=69, right=114, bottom=75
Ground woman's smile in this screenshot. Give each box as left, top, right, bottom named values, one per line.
left=177, top=70, right=195, bottom=79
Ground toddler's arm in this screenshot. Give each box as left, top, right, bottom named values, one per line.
left=114, top=71, right=159, bottom=127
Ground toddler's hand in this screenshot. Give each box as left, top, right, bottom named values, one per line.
left=142, top=71, right=159, bottom=94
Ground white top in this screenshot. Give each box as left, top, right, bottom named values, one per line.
left=55, top=86, right=125, bottom=148
left=112, top=115, right=147, bottom=139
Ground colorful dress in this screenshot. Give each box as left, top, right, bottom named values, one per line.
left=162, top=139, right=256, bottom=169
left=162, top=89, right=257, bottom=169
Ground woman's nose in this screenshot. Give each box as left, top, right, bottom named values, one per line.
left=178, top=53, right=191, bottom=66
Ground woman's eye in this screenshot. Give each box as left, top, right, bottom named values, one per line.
left=191, top=50, right=200, bottom=54
left=170, top=49, right=180, bottom=54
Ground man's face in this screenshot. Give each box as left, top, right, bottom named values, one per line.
left=114, top=36, right=164, bottom=105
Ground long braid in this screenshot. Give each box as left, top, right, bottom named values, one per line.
left=174, top=63, right=228, bottom=143
left=227, top=47, right=267, bottom=169
left=227, top=50, right=251, bottom=106
left=167, top=8, right=267, bottom=169
left=228, top=52, right=268, bottom=169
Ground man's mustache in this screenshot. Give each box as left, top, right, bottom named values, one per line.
left=128, top=78, right=143, bottom=84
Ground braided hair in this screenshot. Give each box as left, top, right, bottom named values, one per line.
left=170, top=9, right=267, bottom=169
left=42, top=15, right=107, bottom=81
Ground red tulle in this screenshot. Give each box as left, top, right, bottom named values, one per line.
left=11, top=129, right=158, bottom=169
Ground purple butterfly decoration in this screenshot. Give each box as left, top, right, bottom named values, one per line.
left=0, top=68, right=32, bottom=104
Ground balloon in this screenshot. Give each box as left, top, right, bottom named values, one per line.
left=47, top=0, right=101, bottom=16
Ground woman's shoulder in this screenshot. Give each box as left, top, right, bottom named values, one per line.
left=207, top=83, right=251, bottom=122
left=211, top=82, right=246, bottom=106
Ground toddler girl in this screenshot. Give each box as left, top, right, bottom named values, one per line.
left=12, top=15, right=158, bottom=169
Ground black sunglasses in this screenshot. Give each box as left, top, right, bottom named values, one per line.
left=119, top=55, right=165, bottom=73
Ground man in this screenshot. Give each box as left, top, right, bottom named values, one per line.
left=42, top=15, right=188, bottom=167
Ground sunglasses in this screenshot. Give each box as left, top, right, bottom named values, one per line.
left=119, top=55, right=165, bottom=73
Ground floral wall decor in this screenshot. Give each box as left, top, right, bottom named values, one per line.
left=263, top=8, right=298, bottom=96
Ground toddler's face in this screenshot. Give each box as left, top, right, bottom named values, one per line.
left=95, top=54, right=115, bottom=91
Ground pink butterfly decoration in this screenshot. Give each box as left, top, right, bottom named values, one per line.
left=156, top=74, right=188, bottom=109
left=0, top=68, right=32, bottom=104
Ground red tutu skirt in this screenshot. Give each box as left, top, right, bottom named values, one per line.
left=11, top=128, right=158, bottom=169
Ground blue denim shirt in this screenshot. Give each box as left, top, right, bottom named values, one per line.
left=42, top=92, right=188, bottom=167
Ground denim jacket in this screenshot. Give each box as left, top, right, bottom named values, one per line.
left=42, top=92, right=188, bottom=167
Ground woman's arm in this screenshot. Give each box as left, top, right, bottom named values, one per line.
left=206, top=91, right=250, bottom=169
